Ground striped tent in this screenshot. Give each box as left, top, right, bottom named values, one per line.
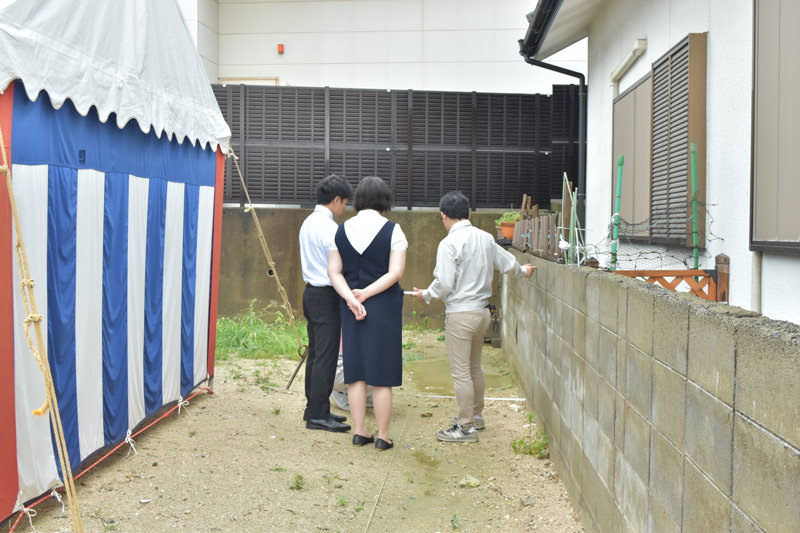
left=0, top=0, right=230, bottom=522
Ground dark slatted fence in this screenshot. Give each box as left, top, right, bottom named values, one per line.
left=213, top=84, right=580, bottom=209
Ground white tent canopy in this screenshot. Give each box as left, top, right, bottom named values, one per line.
left=0, top=0, right=230, bottom=151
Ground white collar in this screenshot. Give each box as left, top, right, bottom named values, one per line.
left=314, top=205, right=334, bottom=220
left=448, top=219, right=472, bottom=234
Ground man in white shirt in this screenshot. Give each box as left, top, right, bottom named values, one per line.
left=413, top=191, right=534, bottom=443
left=299, top=175, right=352, bottom=432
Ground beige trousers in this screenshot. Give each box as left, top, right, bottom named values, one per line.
left=445, top=307, right=491, bottom=428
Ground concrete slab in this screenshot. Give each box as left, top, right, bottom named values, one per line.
left=598, top=379, right=616, bottom=442
left=683, top=462, right=731, bottom=532
left=586, top=272, right=601, bottom=325
left=598, top=325, right=618, bottom=385
left=688, top=306, right=736, bottom=405
left=732, top=415, right=800, bottom=532
left=625, top=344, right=653, bottom=418
left=731, top=506, right=761, bottom=533
left=616, top=339, right=628, bottom=395
left=598, top=275, right=621, bottom=333
left=621, top=458, right=648, bottom=533
left=623, top=403, right=650, bottom=482
left=648, top=495, right=681, bottom=533
left=584, top=365, right=599, bottom=420
left=584, top=318, right=600, bottom=371
left=685, top=382, right=733, bottom=495
left=734, top=317, right=800, bottom=449
left=652, top=361, right=686, bottom=448
left=627, top=286, right=655, bottom=356
left=573, top=311, right=586, bottom=357
left=650, top=430, right=684, bottom=527
left=653, top=292, right=690, bottom=375
left=615, top=394, right=626, bottom=451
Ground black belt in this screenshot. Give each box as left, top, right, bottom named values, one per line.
left=306, top=283, right=333, bottom=289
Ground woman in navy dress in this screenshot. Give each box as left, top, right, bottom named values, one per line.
left=328, top=177, right=407, bottom=450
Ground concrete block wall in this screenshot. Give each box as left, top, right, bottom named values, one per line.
left=502, top=251, right=800, bottom=533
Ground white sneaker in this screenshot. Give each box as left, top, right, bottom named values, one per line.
left=473, top=415, right=485, bottom=430
left=436, top=422, right=478, bottom=443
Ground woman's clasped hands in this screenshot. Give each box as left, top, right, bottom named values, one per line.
left=346, top=291, right=367, bottom=321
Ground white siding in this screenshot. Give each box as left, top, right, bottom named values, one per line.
left=211, top=0, right=586, bottom=94
left=582, top=0, right=800, bottom=325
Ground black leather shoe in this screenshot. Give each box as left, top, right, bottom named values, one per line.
left=306, top=417, right=351, bottom=433
left=375, top=438, right=393, bottom=451
left=303, top=413, right=347, bottom=423
left=352, top=434, right=375, bottom=446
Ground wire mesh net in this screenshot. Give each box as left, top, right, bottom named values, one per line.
left=582, top=201, right=723, bottom=270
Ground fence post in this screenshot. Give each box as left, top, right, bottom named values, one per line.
left=691, top=142, right=699, bottom=269
left=715, top=253, right=729, bottom=303
left=611, top=155, right=623, bottom=271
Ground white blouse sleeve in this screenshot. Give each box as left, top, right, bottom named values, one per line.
left=391, top=223, right=408, bottom=251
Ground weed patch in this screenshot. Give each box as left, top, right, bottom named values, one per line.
left=511, top=413, right=549, bottom=459
left=215, top=300, right=308, bottom=360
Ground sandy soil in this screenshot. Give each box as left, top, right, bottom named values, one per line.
left=6, top=330, right=582, bottom=533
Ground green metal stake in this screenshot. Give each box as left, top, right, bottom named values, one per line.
left=691, top=142, right=698, bottom=270
left=611, top=155, right=624, bottom=271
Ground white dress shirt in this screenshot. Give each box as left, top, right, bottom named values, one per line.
left=299, top=205, right=338, bottom=286
left=422, top=219, right=526, bottom=313
left=330, top=209, right=408, bottom=254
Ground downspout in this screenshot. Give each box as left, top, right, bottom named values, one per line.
left=752, top=251, right=762, bottom=313
left=522, top=56, right=586, bottom=225
left=609, top=39, right=647, bottom=98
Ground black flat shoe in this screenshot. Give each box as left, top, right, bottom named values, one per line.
left=352, top=434, right=375, bottom=446
left=306, top=417, right=351, bottom=433
left=375, top=438, right=393, bottom=451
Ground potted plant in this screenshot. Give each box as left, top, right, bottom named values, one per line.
left=495, top=211, right=521, bottom=239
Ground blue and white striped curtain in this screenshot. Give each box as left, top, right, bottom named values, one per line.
left=8, top=82, right=219, bottom=500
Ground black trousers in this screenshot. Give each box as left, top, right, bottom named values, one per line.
left=302, top=285, right=341, bottom=420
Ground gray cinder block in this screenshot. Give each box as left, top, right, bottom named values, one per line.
left=732, top=415, right=800, bottom=532
left=685, top=383, right=733, bottom=494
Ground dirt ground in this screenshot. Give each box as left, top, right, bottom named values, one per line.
left=6, top=329, right=582, bottom=533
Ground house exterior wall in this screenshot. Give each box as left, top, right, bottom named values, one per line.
left=178, top=0, right=220, bottom=82
left=583, top=0, right=798, bottom=324
left=209, top=0, right=586, bottom=94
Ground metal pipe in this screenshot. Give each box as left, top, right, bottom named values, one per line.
left=751, top=251, right=762, bottom=313
left=522, top=56, right=586, bottom=226
left=610, top=39, right=647, bottom=98
left=691, top=142, right=699, bottom=269
left=611, top=155, right=623, bottom=271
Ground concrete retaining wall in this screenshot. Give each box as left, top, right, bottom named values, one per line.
left=218, top=206, right=503, bottom=329
left=502, top=251, right=800, bottom=532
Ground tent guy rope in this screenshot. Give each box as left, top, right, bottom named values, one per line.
left=0, top=124, right=85, bottom=532
left=228, top=146, right=309, bottom=388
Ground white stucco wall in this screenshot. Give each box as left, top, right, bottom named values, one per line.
left=214, top=0, right=587, bottom=94
left=178, top=0, right=219, bottom=82
left=583, top=0, right=799, bottom=325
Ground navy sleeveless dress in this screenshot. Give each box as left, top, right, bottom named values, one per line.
left=335, top=220, right=403, bottom=387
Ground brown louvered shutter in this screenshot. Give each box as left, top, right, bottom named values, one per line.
left=650, top=33, right=706, bottom=245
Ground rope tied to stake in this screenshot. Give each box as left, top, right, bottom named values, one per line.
left=177, top=396, right=189, bottom=415
left=13, top=492, right=38, bottom=531
left=227, top=144, right=307, bottom=388
left=50, top=489, right=65, bottom=513
left=124, top=430, right=138, bottom=456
